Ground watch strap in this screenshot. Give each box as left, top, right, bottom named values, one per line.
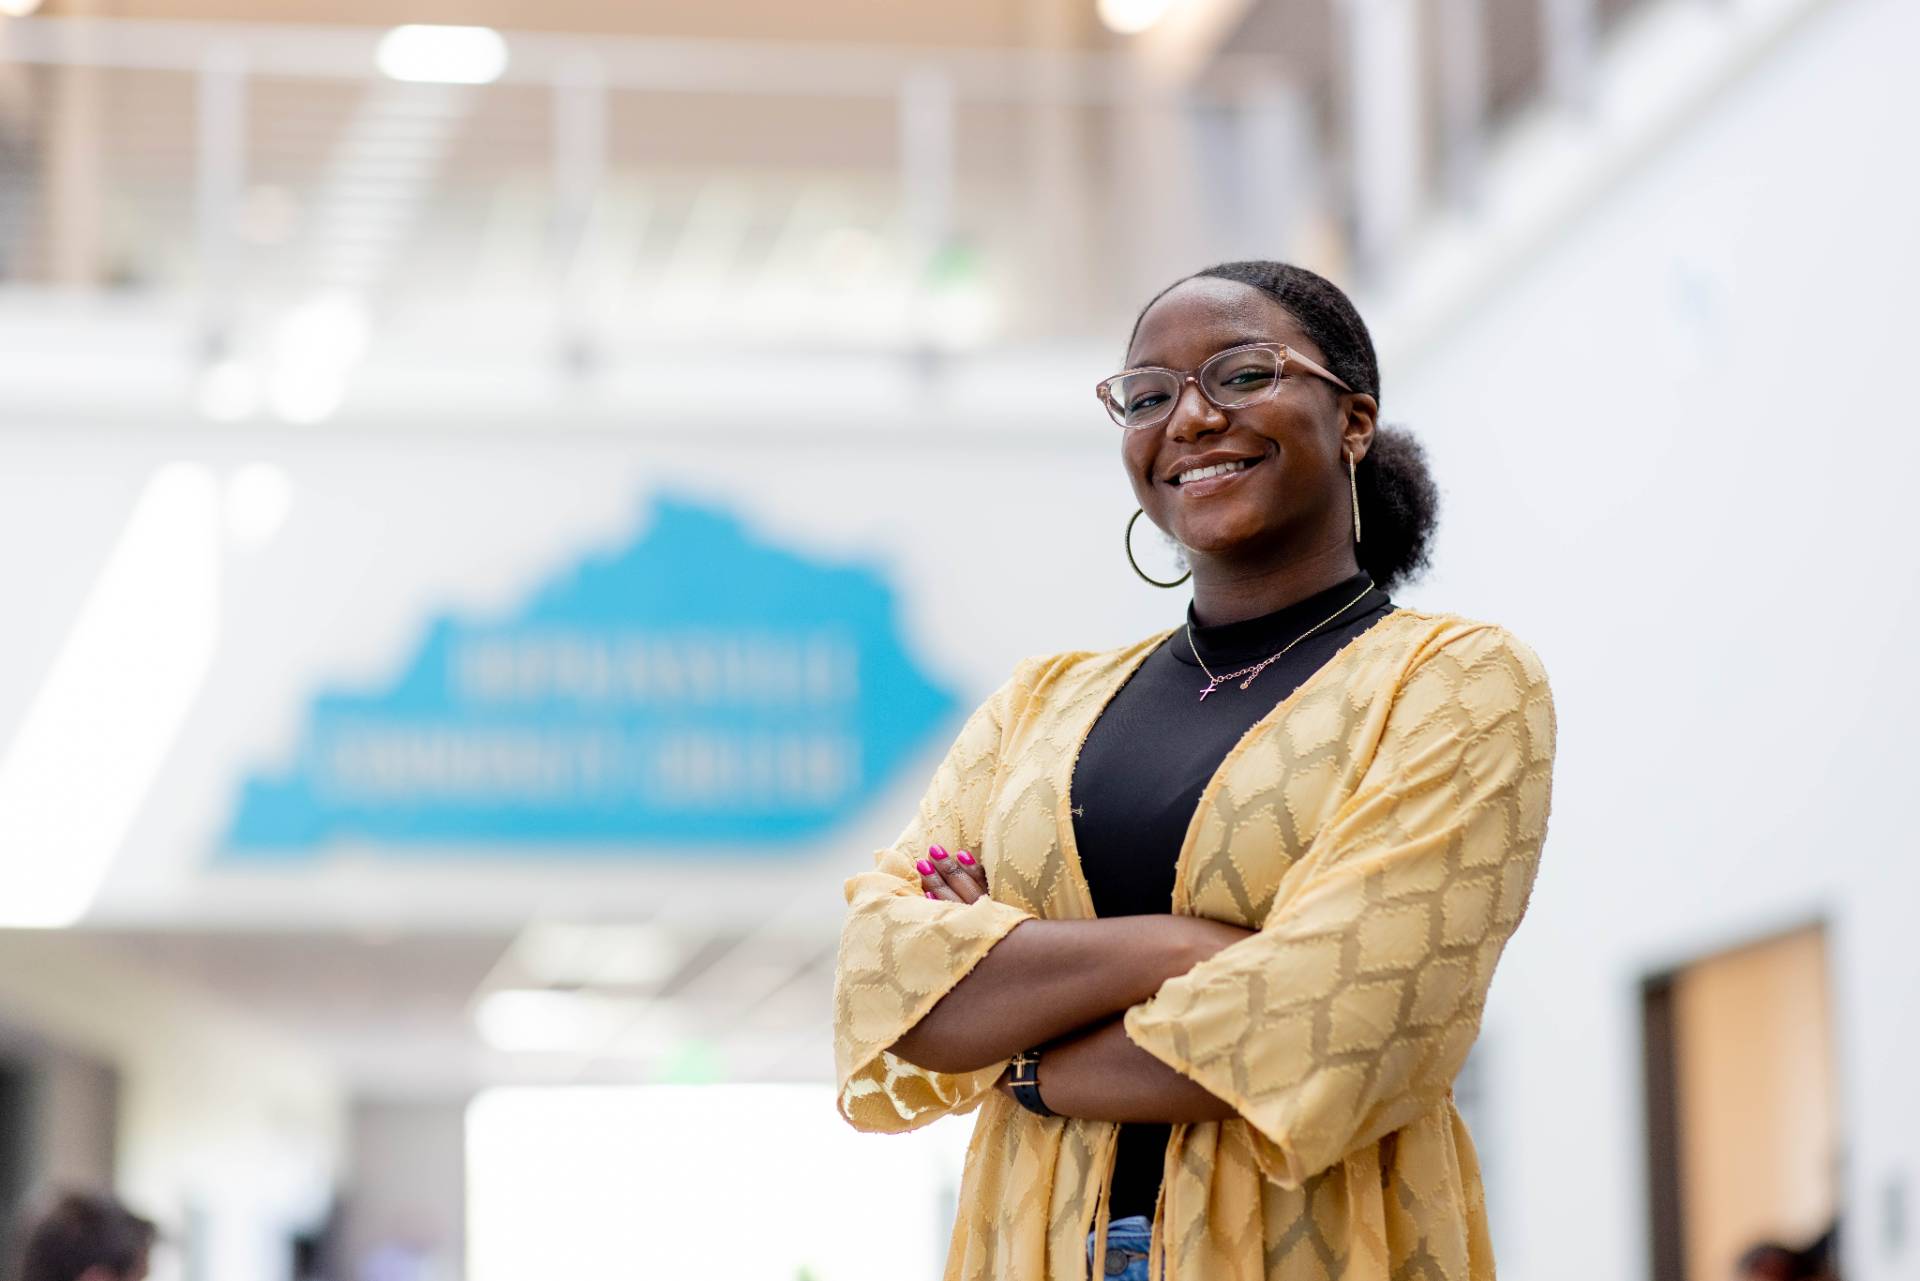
left=1008, top=1049, right=1054, bottom=1117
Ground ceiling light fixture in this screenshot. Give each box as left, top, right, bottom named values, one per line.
left=1097, top=0, right=1176, bottom=36
left=375, top=25, right=509, bottom=86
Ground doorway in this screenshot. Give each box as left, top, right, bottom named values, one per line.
left=1643, top=923, right=1843, bottom=1281
left=0, top=1058, right=32, bottom=1268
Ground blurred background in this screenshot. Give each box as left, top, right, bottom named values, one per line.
left=0, top=0, right=1913, bottom=1278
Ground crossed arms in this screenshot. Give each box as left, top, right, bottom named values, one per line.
left=887, top=849, right=1248, bottom=1124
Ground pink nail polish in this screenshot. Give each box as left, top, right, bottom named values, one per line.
left=926, top=890, right=938, bottom=899
left=915, top=860, right=934, bottom=875
left=957, top=851, right=976, bottom=866
left=930, top=845, right=949, bottom=860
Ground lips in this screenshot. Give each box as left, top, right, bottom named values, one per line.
left=1167, top=454, right=1267, bottom=490
left=1175, top=460, right=1248, bottom=486
left=1163, top=449, right=1268, bottom=486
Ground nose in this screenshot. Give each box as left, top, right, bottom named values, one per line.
left=1163, top=377, right=1226, bottom=443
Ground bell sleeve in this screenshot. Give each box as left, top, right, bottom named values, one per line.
left=833, top=660, right=1043, bottom=1133
left=1121, top=623, right=1556, bottom=1187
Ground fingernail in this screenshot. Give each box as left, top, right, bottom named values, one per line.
left=930, top=845, right=949, bottom=860
left=915, top=860, right=934, bottom=875
left=926, top=890, right=938, bottom=899
left=957, top=851, right=976, bottom=866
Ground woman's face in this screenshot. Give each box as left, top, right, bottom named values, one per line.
left=1120, top=277, right=1375, bottom=570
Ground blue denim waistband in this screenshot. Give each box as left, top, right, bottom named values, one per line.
left=1087, top=1214, right=1153, bottom=1276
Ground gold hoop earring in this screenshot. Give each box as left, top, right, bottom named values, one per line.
left=1347, top=449, right=1363, bottom=545
left=1126, top=508, right=1190, bottom=588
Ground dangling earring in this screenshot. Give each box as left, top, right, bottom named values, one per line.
left=1125, top=508, right=1191, bottom=588
left=1347, top=449, right=1363, bottom=545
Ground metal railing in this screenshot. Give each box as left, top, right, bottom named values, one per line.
left=0, top=0, right=1811, bottom=428
left=0, top=16, right=1319, bottom=367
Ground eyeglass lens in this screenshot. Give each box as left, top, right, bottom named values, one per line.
left=1103, top=347, right=1282, bottom=428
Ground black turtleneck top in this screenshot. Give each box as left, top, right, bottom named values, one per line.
left=1067, top=570, right=1393, bottom=1220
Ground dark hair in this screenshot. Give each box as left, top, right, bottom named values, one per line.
left=1734, top=1225, right=1840, bottom=1281
left=17, top=1193, right=157, bottom=1281
left=1130, top=260, right=1440, bottom=592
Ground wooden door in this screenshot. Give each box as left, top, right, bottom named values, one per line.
left=1643, top=924, right=1842, bottom=1281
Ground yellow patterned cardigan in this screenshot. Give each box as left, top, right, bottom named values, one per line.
left=832, top=610, right=1556, bottom=1281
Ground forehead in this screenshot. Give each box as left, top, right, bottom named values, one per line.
left=1128, top=277, right=1316, bottom=368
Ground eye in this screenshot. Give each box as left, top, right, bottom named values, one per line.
left=1219, top=364, right=1276, bottom=388
left=1126, top=390, right=1170, bottom=415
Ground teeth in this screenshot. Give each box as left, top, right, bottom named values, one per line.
left=1175, top=459, right=1254, bottom=485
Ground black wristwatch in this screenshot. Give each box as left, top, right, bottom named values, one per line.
left=1008, top=1048, right=1054, bottom=1117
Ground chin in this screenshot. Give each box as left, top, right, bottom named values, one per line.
left=1169, top=507, right=1273, bottom=558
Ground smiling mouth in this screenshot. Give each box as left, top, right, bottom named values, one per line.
left=1170, top=456, right=1263, bottom=486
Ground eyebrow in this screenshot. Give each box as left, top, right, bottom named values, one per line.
left=1128, top=337, right=1274, bottom=369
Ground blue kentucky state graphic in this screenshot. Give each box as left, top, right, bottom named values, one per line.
left=223, top=497, right=959, bottom=858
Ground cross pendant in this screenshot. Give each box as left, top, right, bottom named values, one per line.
left=1198, top=680, right=1220, bottom=702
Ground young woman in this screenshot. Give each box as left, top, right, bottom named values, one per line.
left=833, top=261, right=1556, bottom=1281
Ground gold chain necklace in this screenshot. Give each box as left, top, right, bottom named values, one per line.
left=1185, top=581, right=1376, bottom=703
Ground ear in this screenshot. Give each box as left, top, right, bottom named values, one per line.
left=1339, top=392, right=1379, bottom=464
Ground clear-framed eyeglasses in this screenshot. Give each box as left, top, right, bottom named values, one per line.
left=1094, top=342, right=1354, bottom=430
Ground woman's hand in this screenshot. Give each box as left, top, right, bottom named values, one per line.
left=917, top=844, right=989, bottom=903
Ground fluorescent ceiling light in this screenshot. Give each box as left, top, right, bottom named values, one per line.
left=1098, top=0, right=1176, bottom=35
left=0, top=465, right=221, bottom=928
left=376, top=25, right=509, bottom=85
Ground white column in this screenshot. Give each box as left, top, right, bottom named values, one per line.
left=1020, top=0, right=1092, bottom=334
left=195, top=44, right=247, bottom=354
left=1436, top=0, right=1487, bottom=209
left=552, top=56, right=607, bottom=374
left=898, top=68, right=955, bottom=276
left=45, top=12, right=104, bottom=287
left=897, top=65, right=956, bottom=348
left=1105, top=73, right=1209, bottom=304
left=1543, top=0, right=1598, bottom=113
left=1342, top=0, right=1424, bottom=282
left=1232, top=75, right=1318, bottom=261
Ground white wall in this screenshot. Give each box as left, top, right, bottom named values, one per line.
left=1385, top=0, right=1920, bottom=1278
